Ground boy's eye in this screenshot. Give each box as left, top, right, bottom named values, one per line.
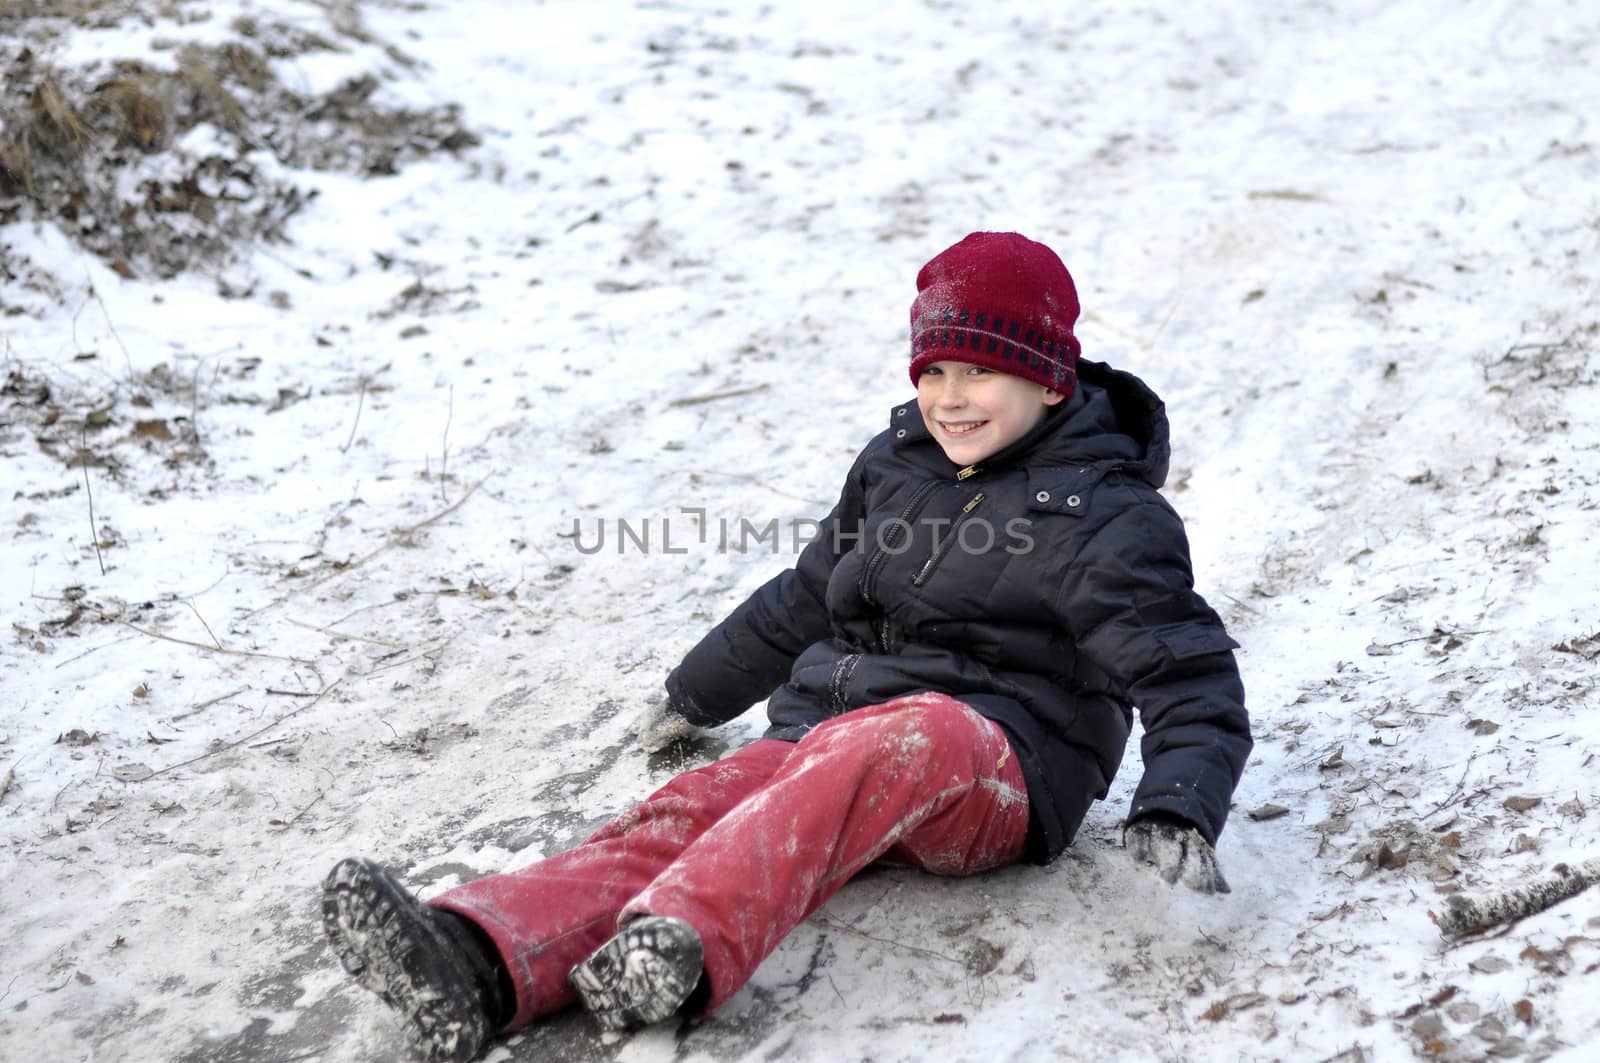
left=967, top=366, right=990, bottom=375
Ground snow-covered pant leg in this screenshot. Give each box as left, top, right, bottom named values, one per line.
left=428, top=738, right=793, bottom=1030
left=620, top=692, right=1030, bottom=1013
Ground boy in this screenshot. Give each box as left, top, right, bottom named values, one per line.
left=323, top=231, right=1251, bottom=1062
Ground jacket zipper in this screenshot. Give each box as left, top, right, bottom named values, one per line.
left=828, top=652, right=861, bottom=713
left=858, top=479, right=940, bottom=606
left=913, top=492, right=986, bottom=586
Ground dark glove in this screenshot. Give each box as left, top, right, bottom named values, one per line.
left=1124, top=814, right=1231, bottom=894
left=625, top=691, right=702, bottom=754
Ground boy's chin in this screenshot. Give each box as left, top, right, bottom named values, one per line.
left=936, top=442, right=996, bottom=465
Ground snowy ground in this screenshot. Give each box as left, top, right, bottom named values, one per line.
left=3, top=1, right=1599, bottom=1060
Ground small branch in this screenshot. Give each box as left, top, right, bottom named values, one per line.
left=184, top=600, right=223, bottom=650
left=1423, top=753, right=1480, bottom=819
left=190, top=358, right=204, bottom=446
left=439, top=383, right=453, bottom=503
left=694, top=468, right=830, bottom=507
left=339, top=377, right=368, bottom=453
left=34, top=594, right=316, bottom=666
left=668, top=383, right=770, bottom=408
left=812, top=915, right=963, bottom=966
left=89, top=279, right=134, bottom=377
left=1432, top=858, right=1600, bottom=938
left=285, top=617, right=408, bottom=648
left=242, top=478, right=487, bottom=621
left=109, top=613, right=312, bottom=665
left=137, top=681, right=342, bottom=781
left=53, top=633, right=139, bottom=670
left=168, top=686, right=247, bottom=722
left=269, top=790, right=325, bottom=831
left=81, top=426, right=106, bottom=577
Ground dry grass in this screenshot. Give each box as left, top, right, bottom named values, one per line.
left=0, top=4, right=479, bottom=282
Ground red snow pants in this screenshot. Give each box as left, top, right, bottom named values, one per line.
left=430, top=692, right=1030, bottom=1028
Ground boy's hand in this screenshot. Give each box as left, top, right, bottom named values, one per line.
left=626, top=692, right=701, bottom=754
left=1124, top=814, right=1231, bottom=894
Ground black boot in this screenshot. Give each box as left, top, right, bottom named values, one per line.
left=322, top=857, right=511, bottom=1062
left=568, top=916, right=704, bottom=1031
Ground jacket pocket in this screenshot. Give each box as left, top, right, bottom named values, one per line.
left=1025, top=466, right=1102, bottom=517
left=1153, top=625, right=1241, bottom=661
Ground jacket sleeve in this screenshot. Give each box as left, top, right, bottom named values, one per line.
left=664, top=450, right=869, bottom=727
left=1054, top=499, right=1251, bottom=846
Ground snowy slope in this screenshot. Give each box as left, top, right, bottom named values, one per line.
left=2, top=1, right=1598, bottom=1061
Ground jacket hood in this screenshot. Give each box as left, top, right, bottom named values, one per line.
left=889, top=358, right=1171, bottom=488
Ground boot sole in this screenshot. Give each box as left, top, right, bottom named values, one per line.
left=569, top=916, right=703, bottom=1031
left=322, top=857, right=491, bottom=1062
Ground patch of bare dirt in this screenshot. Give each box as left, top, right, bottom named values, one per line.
left=0, top=2, right=478, bottom=284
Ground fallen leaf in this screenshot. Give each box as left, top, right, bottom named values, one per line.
left=1502, top=795, right=1542, bottom=813
left=1224, top=992, right=1266, bottom=1012
left=1247, top=803, right=1290, bottom=821
left=1375, top=842, right=1408, bottom=870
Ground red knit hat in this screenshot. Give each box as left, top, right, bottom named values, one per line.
left=909, top=232, right=1082, bottom=397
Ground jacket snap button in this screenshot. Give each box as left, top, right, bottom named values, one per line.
left=1035, top=490, right=1050, bottom=503
left=895, top=429, right=907, bottom=439
left=1066, top=494, right=1081, bottom=507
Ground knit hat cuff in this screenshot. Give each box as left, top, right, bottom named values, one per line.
left=908, top=314, right=1080, bottom=394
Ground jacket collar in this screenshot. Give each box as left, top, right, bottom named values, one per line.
left=888, top=358, right=1171, bottom=488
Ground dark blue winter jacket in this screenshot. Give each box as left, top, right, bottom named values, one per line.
left=665, top=359, right=1251, bottom=863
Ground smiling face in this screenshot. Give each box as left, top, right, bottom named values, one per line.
left=915, top=361, right=1066, bottom=466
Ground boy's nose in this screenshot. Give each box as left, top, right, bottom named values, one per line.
left=936, top=379, right=967, bottom=406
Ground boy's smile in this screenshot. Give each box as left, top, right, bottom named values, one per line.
left=916, top=361, right=1066, bottom=465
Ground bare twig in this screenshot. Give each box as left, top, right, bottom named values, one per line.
left=1432, top=858, right=1600, bottom=938
left=812, top=914, right=962, bottom=966
left=668, top=383, right=769, bottom=408
left=106, top=613, right=313, bottom=664
left=33, top=594, right=316, bottom=666
left=53, top=633, right=139, bottom=670
left=137, top=681, right=342, bottom=781
left=694, top=469, right=830, bottom=507
left=242, top=477, right=487, bottom=620
left=81, top=425, right=106, bottom=576
left=184, top=600, right=223, bottom=650
left=168, top=686, right=247, bottom=722
left=190, top=358, right=204, bottom=445
left=88, top=280, right=134, bottom=377
left=269, top=790, right=325, bottom=831
left=1423, top=754, right=1479, bottom=819
left=0, top=764, right=15, bottom=804
left=439, top=383, right=453, bottom=503
left=339, top=377, right=368, bottom=453
left=285, top=617, right=407, bottom=648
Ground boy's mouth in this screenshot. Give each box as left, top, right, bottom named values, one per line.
left=939, top=420, right=988, bottom=436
